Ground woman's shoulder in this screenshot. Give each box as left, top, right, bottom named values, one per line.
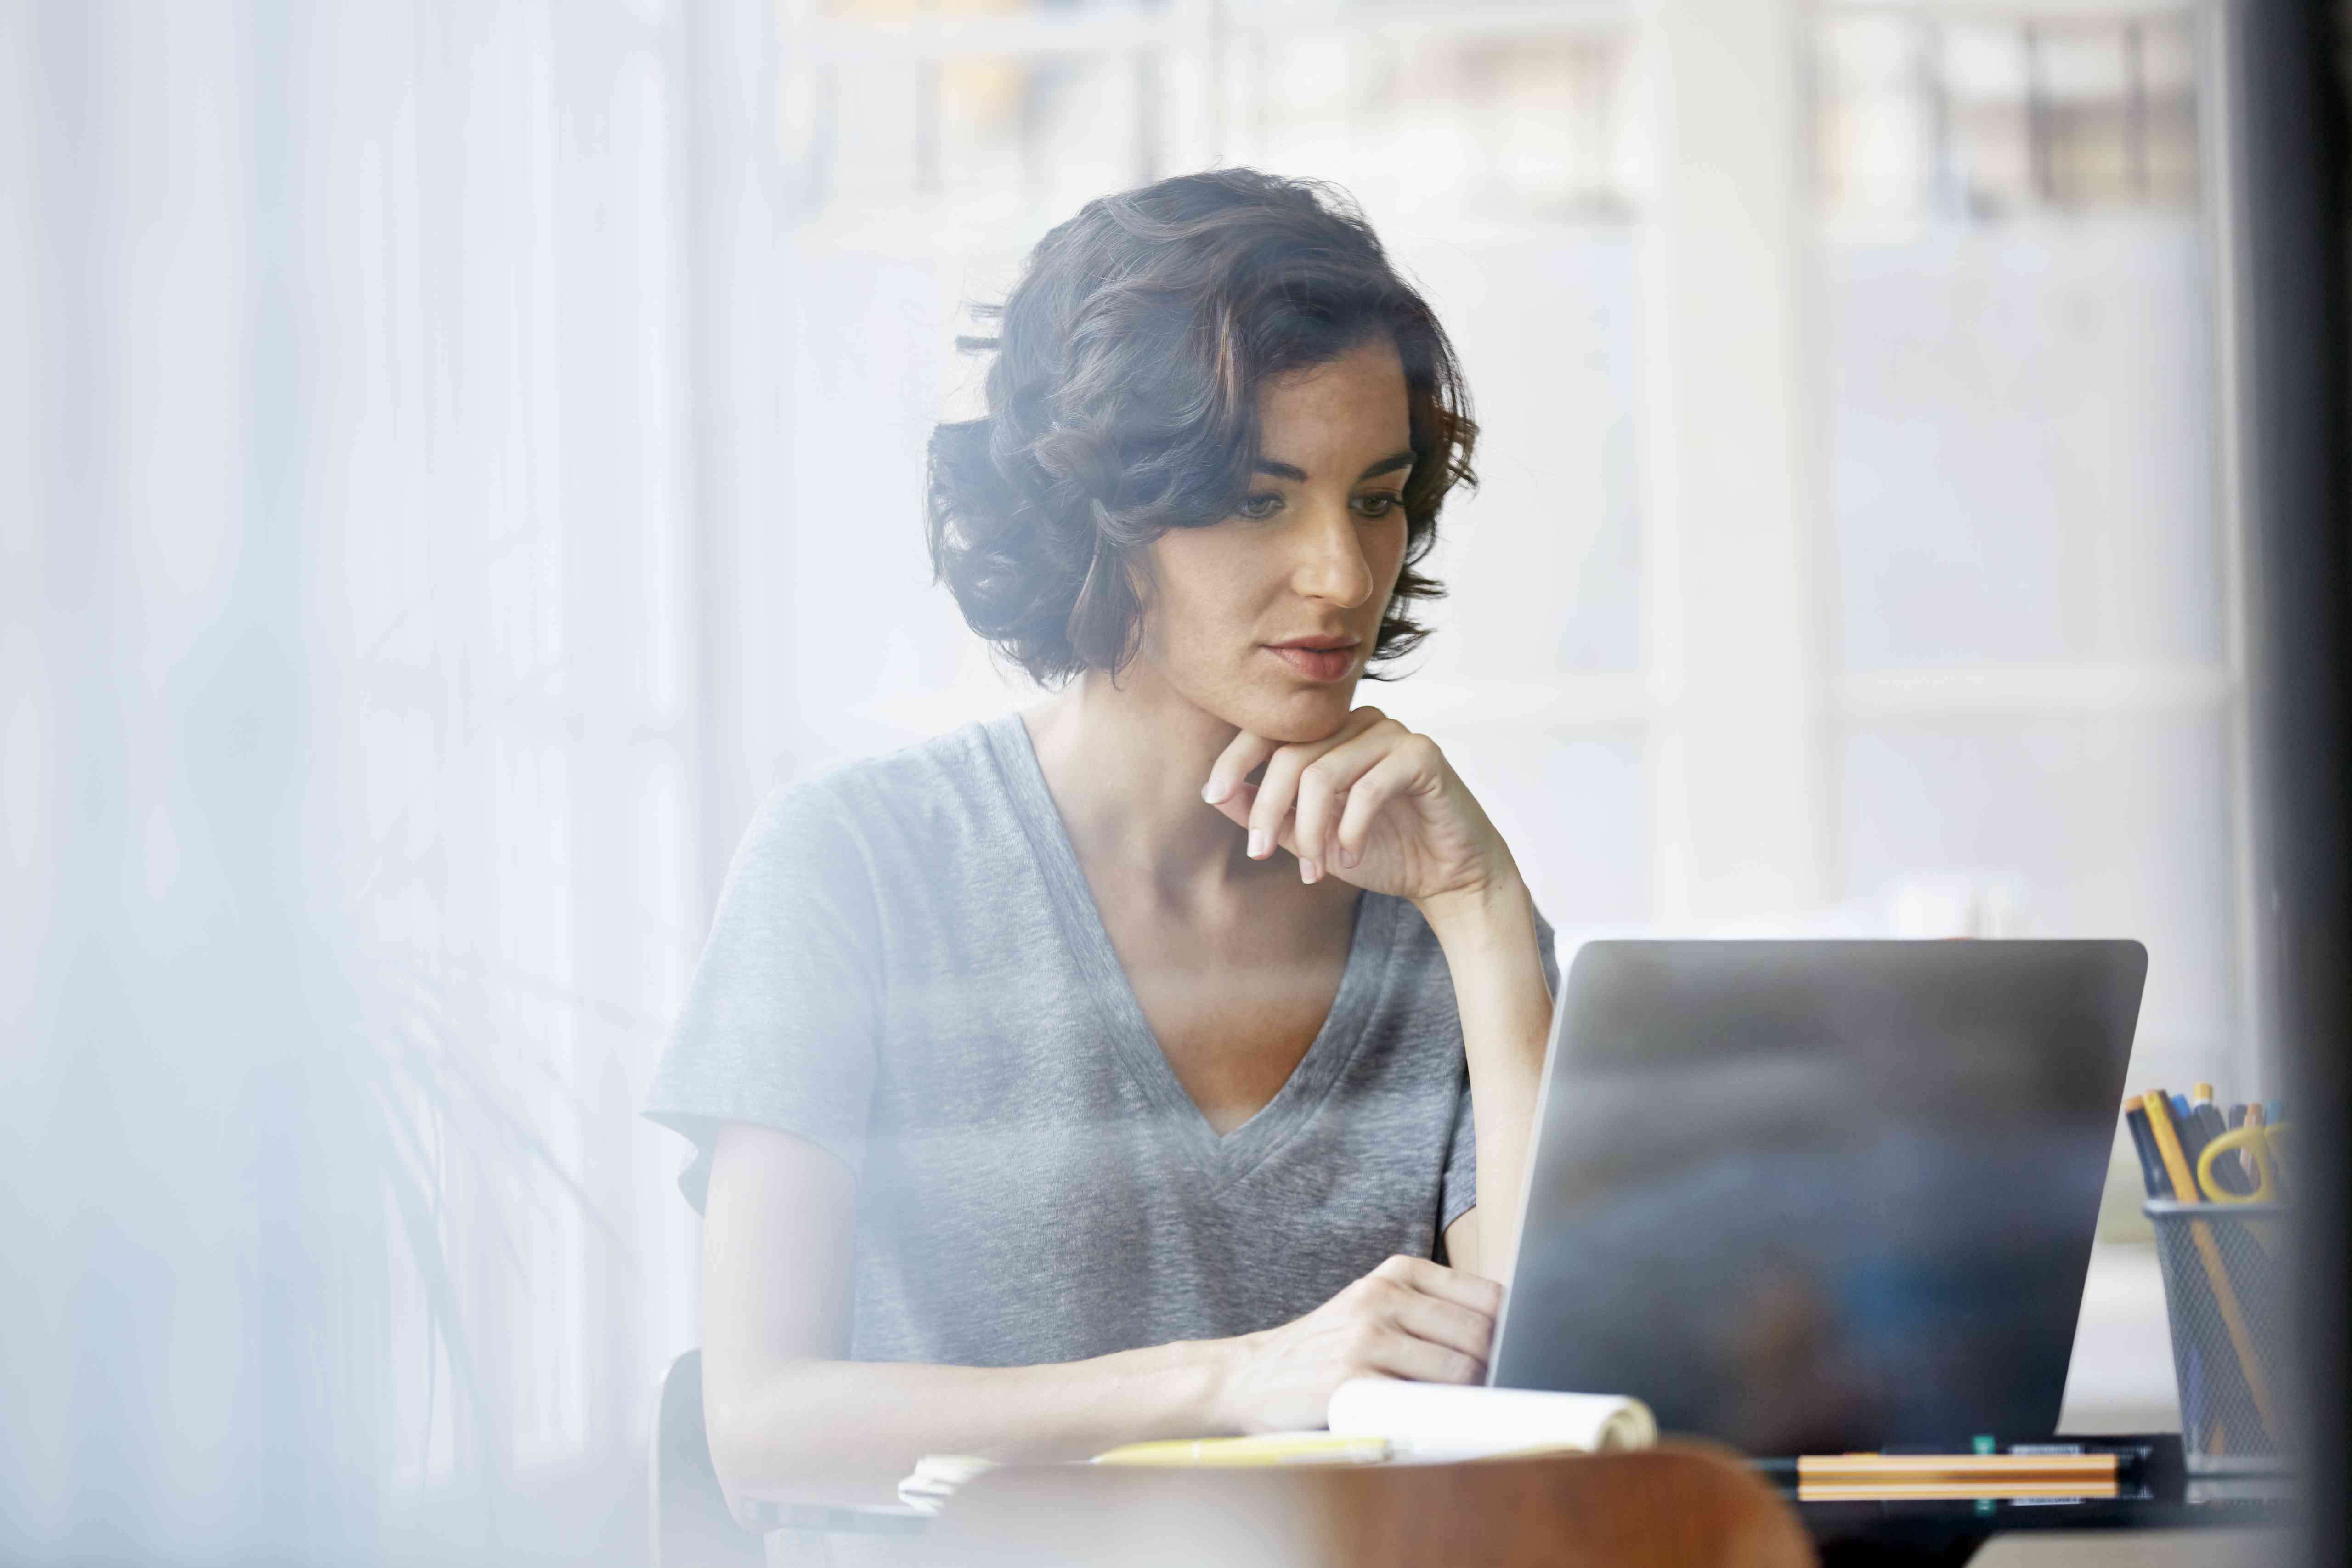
left=770, top=717, right=1001, bottom=808
left=739, top=715, right=1029, bottom=879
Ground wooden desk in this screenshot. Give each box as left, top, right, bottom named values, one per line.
left=1798, top=1454, right=2295, bottom=1568
left=757, top=1438, right=2294, bottom=1566
left=912, top=1444, right=1815, bottom=1568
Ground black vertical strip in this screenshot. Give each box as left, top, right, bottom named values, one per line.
left=2233, top=6, right=2351, bottom=1568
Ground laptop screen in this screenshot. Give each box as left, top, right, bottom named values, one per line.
left=1488, top=939, right=2145, bottom=1454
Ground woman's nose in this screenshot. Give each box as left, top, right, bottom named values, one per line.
left=1291, top=502, right=1374, bottom=608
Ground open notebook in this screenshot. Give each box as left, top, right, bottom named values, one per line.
left=1321, top=1379, right=1656, bottom=1461
left=898, top=1381, right=1657, bottom=1509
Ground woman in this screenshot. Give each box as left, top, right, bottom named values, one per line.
left=644, top=169, right=1558, bottom=1514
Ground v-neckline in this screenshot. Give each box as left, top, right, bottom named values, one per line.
left=984, top=711, right=1396, bottom=1183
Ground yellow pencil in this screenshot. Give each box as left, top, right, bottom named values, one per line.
left=1799, top=1478, right=2120, bottom=1502
left=1092, top=1433, right=1392, bottom=1467
left=1797, top=1453, right=2116, bottom=1483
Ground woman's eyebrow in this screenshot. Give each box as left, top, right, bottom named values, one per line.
left=1249, top=449, right=1416, bottom=483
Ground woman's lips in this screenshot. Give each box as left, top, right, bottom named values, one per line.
left=1265, top=644, right=1357, bottom=682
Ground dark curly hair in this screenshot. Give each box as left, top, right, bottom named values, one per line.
left=926, top=168, right=1477, bottom=684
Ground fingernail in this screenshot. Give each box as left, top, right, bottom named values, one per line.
left=1202, top=780, right=1226, bottom=804
left=1338, top=845, right=1358, bottom=869
left=1247, top=829, right=1267, bottom=859
left=1300, top=858, right=1320, bottom=884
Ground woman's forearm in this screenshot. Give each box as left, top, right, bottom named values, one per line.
left=702, top=1121, right=1243, bottom=1513
left=707, top=1337, right=1233, bottom=1511
left=1419, top=866, right=1553, bottom=1281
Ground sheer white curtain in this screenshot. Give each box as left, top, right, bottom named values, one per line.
left=4, top=1, right=763, bottom=1557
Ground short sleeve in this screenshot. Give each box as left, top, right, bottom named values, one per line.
left=1438, top=905, right=1563, bottom=1234
left=642, top=783, right=882, bottom=1211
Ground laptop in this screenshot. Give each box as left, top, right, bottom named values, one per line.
left=1488, top=939, right=2147, bottom=1453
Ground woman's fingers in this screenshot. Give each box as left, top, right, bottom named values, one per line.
left=1238, top=709, right=1379, bottom=867
left=1381, top=1285, right=1497, bottom=1365
left=1370, top=1253, right=1505, bottom=1321
left=1223, top=1254, right=1504, bottom=1430
left=1202, top=730, right=1281, bottom=812
left=1374, top=1260, right=1505, bottom=1316
left=1365, top=1330, right=1487, bottom=1387
left=1332, top=747, right=1428, bottom=868
left=1352, top=1257, right=1498, bottom=1376
left=1290, top=762, right=1346, bottom=880
left=1212, top=709, right=1392, bottom=875
left=1293, top=719, right=1410, bottom=873
left=1245, top=743, right=1317, bottom=864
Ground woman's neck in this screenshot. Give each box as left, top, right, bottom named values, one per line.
left=1023, top=667, right=1260, bottom=895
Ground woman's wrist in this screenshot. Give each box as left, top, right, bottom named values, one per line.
left=1199, top=1329, right=1258, bottom=1435
left=1413, top=859, right=1533, bottom=951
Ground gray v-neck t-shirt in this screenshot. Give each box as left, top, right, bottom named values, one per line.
left=643, top=713, right=1557, bottom=1368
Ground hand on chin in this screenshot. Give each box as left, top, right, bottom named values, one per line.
left=1199, top=704, right=1515, bottom=910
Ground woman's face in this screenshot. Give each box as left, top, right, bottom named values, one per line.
left=1137, top=336, right=1414, bottom=745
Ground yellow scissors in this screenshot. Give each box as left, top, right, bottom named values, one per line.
left=2196, top=1117, right=2291, bottom=1204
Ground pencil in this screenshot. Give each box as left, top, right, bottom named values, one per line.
left=1798, top=1478, right=2120, bottom=1502
left=1796, top=1454, right=2117, bottom=1483
left=1092, top=1434, right=1392, bottom=1467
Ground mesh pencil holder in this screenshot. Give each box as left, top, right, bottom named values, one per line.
left=2144, top=1199, right=2295, bottom=1472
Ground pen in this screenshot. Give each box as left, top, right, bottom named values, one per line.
left=2123, top=1104, right=2171, bottom=1199
left=2190, top=1103, right=2233, bottom=1191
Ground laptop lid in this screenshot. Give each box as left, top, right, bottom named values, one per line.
left=1487, top=939, right=2146, bottom=1453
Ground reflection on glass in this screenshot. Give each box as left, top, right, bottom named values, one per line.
left=1813, top=8, right=2200, bottom=219
left=1839, top=713, right=2237, bottom=1085
left=1827, top=222, right=2222, bottom=669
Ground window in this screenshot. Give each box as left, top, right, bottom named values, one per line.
left=758, top=0, right=2261, bottom=1118
left=322, top=0, right=704, bottom=1490
left=1813, top=3, right=2253, bottom=1098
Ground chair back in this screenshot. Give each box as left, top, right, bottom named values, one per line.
left=650, top=1350, right=765, bottom=1568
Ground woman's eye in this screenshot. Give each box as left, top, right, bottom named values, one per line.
left=1237, top=493, right=1283, bottom=520
left=1353, top=493, right=1403, bottom=519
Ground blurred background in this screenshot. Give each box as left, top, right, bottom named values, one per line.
left=1, top=0, right=2333, bottom=1562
